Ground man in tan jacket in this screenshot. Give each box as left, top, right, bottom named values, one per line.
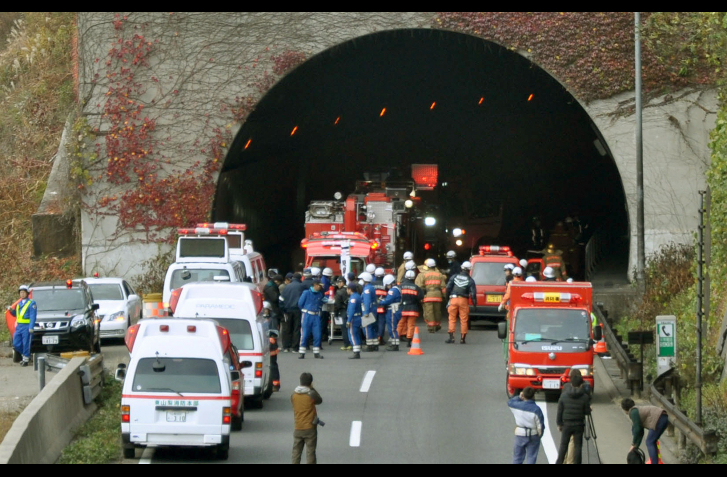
left=291, top=372, right=323, bottom=464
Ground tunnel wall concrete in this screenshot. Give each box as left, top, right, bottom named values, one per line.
left=72, top=13, right=717, bottom=282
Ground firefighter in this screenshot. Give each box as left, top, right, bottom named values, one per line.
left=398, top=260, right=419, bottom=340
left=360, top=272, right=379, bottom=352
left=446, top=251, right=461, bottom=281
left=373, top=267, right=387, bottom=344
left=543, top=243, right=567, bottom=280
left=397, top=251, right=414, bottom=283
left=7, top=285, right=36, bottom=367
left=297, top=280, right=326, bottom=359
left=365, top=263, right=376, bottom=275
left=379, top=274, right=402, bottom=351
left=416, top=258, right=447, bottom=333
left=399, top=270, right=424, bottom=348
left=499, top=267, right=524, bottom=313
left=543, top=266, right=558, bottom=282
left=446, top=261, right=477, bottom=344
left=346, top=283, right=363, bottom=359
left=504, top=263, right=515, bottom=283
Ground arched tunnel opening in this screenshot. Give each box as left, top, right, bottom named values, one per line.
left=214, top=29, right=629, bottom=280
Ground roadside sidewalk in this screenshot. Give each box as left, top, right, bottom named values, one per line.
left=594, top=355, right=678, bottom=464
left=0, top=355, right=50, bottom=415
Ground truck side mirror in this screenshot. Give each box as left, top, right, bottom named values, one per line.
left=593, top=325, right=602, bottom=341
left=92, top=303, right=100, bottom=311
left=230, top=370, right=241, bottom=382
left=115, top=363, right=127, bottom=382
left=497, top=322, right=507, bottom=340
left=241, top=360, right=253, bottom=368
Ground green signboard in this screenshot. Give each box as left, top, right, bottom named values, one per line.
left=658, top=322, right=675, bottom=357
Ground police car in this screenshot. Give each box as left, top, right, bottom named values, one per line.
left=172, top=282, right=272, bottom=409
left=120, top=319, right=238, bottom=460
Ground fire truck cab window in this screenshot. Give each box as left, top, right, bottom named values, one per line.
left=514, top=309, right=590, bottom=342
left=471, top=262, right=507, bottom=286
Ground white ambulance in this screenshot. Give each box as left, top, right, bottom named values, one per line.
left=162, top=230, right=245, bottom=310
left=120, top=319, right=237, bottom=460
left=172, top=282, right=272, bottom=409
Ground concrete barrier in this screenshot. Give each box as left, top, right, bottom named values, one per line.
left=0, top=357, right=97, bottom=464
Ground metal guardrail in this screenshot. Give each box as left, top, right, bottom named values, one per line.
left=78, top=354, right=104, bottom=404
left=650, top=381, right=718, bottom=455
left=593, top=304, right=642, bottom=395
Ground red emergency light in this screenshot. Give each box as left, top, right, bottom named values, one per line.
left=66, top=279, right=73, bottom=289
left=125, top=324, right=140, bottom=352
left=479, top=245, right=513, bottom=257
left=196, top=223, right=246, bottom=231
left=411, top=164, right=438, bottom=191
left=520, top=292, right=582, bottom=304
left=178, top=227, right=228, bottom=236
left=216, top=325, right=232, bottom=353
left=251, top=290, right=264, bottom=316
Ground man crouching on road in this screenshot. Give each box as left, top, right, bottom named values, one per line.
left=292, top=372, right=323, bottom=464
left=507, top=387, right=545, bottom=464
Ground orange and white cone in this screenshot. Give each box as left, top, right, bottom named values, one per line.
left=407, top=327, right=424, bottom=356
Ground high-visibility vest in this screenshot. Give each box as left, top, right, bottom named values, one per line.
left=16, top=301, right=32, bottom=324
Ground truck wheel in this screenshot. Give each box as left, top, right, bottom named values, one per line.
left=251, top=395, right=264, bottom=409
left=123, top=446, right=136, bottom=459
left=231, top=413, right=243, bottom=431
left=93, top=335, right=102, bottom=354
left=262, top=377, right=273, bottom=400
left=216, top=444, right=229, bottom=460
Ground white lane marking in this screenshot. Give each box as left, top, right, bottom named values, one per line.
left=350, top=421, right=362, bottom=447
left=360, top=370, right=376, bottom=393
left=139, top=446, right=154, bottom=464
left=536, top=402, right=558, bottom=464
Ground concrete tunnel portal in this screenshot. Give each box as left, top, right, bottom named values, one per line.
left=213, top=29, right=629, bottom=278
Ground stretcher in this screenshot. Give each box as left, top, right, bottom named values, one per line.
left=325, top=302, right=345, bottom=345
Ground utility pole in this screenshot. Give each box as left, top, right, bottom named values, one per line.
left=696, top=190, right=707, bottom=426
left=635, top=12, right=645, bottom=286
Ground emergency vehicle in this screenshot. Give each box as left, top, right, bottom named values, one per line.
left=497, top=281, right=602, bottom=398
left=120, top=319, right=239, bottom=460
left=301, top=232, right=371, bottom=278
left=171, top=282, right=272, bottom=409
left=468, top=246, right=520, bottom=319
left=162, top=230, right=245, bottom=310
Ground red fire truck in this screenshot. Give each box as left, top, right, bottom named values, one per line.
left=301, top=232, right=372, bottom=278
left=469, top=245, right=520, bottom=320
left=497, top=281, right=602, bottom=398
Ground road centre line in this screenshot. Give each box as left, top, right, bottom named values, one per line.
left=536, top=401, right=558, bottom=464
left=350, top=421, right=362, bottom=447
left=360, top=370, right=376, bottom=393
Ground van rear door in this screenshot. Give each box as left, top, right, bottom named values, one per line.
left=125, top=357, right=229, bottom=446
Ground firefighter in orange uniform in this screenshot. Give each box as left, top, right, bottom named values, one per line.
left=397, top=260, right=418, bottom=339
left=499, top=267, right=524, bottom=317
left=399, top=270, right=424, bottom=347
left=416, top=258, right=447, bottom=333
left=543, top=243, right=567, bottom=281
left=445, top=261, right=477, bottom=344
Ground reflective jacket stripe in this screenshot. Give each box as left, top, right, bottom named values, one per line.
left=423, top=297, right=443, bottom=303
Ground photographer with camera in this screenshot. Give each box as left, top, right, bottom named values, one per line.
left=291, top=372, right=323, bottom=464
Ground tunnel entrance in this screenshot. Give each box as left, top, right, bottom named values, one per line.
left=214, top=29, right=629, bottom=280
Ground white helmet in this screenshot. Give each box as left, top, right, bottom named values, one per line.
left=504, top=263, right=515, bottom=271
left=383, top=274, right=396, bottom=287
left=513, top=267, right=523, bottom=276
left=18, top=285, right=29, bottom=293
left=405, top=260, right=416, bottom=270
left=405, top=270, right=416, bottom=279
left=366, top=264, right=376, bottom=274
left=519, top=259, right=528, bottom=268
left=461, top=261, right=472, bottom=270
left=310, top=267, right=322, bottom=277
left=525, top=276, right=537, bottom=282
left=263, top=301, right=272, bottom=310
left=374, top=267, right=385, bottom=277
left=322, top=267, right=333, bottom=277
left=566, top=278, right=574, bottom=283
left=543, top=266, right=556, bottom=278
left=358, top=272, right=373, bottom=283
left=425, top=258, right=436, bottom=268
left=446, top=251, right=457, bottom=259
left=403, top=251, right=414, bottom=260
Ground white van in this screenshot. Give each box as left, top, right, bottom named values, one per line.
left=120, top=319, right=236, bottom=460
left=162, top=235, right=245, bottom=309
left=173, top=282, right=272, bottom=408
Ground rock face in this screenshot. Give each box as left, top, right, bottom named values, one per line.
left=64, top=13, right=716, bottom=281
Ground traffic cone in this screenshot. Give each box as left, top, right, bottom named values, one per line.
left=645, top=441, right=664, bottom=464
left=407, top=327, right=424, bottom=355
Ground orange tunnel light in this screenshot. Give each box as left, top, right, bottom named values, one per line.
left=244, top=139, right=251, bottom=149
left=380, top=108, right=386, bottom=117
left=335, top=117, right=340, bottom=125
left=479, top=97, right=484, bottom=105
left=430, top=102, right=436, bottom=110
left=528, top=94, right=534, bottom=102
left=291, top=126, right=298, bottom=136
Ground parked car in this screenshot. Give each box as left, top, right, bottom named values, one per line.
left=82, top=277, right=142, bottom=341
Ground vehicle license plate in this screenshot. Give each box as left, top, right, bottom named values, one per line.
left=166, top=411, right=187, bottom=422
left=486, top=295, right=502, bottom=303
left=42, top=335, right=59, bottom=345
left=542, top=379, right=561, bottom=390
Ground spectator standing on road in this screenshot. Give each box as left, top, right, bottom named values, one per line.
left=7, top=285, right=37, bottom=367
left=279, top=273, right=293, bottom=296
left=508, top=387, right=545, bottom=464
left=562, top=368, right=592, bottom=464
left=281, top=273, right=305, bottom=353
left=621, top=398, right=669, bottom=465
left=291, top=372, right=323, bottom=464
left=555, top=373, right=591, bottom=464
left=333, top=277, right=351, bottom=350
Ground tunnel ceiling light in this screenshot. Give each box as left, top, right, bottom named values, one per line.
left=335, top=116, right=340, bottom=125
left=244, top=139, right=251, bottom=150
left=404, top=199, right=413, bottom=208
left=478, top=97, right=484, bottom=105
left=528, top=94, right=534, bottom=102
left=430, top=102, right=436, bottom=110
left=380, top=107, right=386, bottom=117
left=453, top=228, right=463, bottom=237
left=593, top=138, right=607, bottom=156
left=291, top=126, right=298, bottom=136
left=456, top=239, right=463, bottom=246
left=424, top=217, right=436, bottom=227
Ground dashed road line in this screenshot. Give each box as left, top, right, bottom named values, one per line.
left=350, top=421, right=362, bottom=447
left=360, top=370, right=376, bottom=393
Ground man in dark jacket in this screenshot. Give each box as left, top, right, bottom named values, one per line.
left=264, top=274, right=283, bottom=330
left=333, top=277, right=351, bottom=350
left=445, top=261, right=478, bottom=344
left=281, top=273, right=305, bottom=352
left=556, top=373, right=591, bottom=464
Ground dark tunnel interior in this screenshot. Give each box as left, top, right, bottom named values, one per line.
left=213, top=29, right=629, bottom=278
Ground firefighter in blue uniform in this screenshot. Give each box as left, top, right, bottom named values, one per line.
left=378, top=274, right=402, bottom=351
left=297, top=280, right=326, bottom=359
left=359, top=272, right=379, bottom=352
left=8, top=285, right=37, bottom=367
left=346, top=283, right=363, bottom=359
